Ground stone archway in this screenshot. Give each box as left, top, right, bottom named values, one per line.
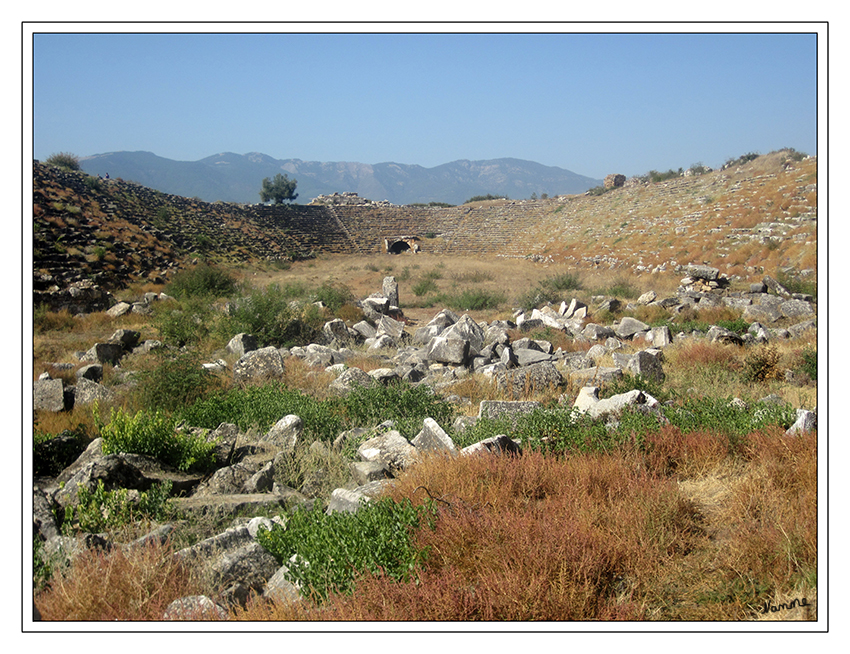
left=384, top=236, right=421, bottom=254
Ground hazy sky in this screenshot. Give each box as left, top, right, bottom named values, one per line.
left=31, top=30, right=820, bottom=179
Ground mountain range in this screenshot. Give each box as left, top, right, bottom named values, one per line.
left=77, top=151, right=603, bottom=206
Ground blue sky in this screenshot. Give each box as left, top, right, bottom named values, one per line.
left=31, top=30, right=819, bottom=179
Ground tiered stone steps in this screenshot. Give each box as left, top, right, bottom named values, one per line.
left=32, top=152, right=818, bottom=291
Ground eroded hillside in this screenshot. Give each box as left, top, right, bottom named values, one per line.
left=32, top=150, right=817, bottom=293
left=525, top=150, right=817, bottom=280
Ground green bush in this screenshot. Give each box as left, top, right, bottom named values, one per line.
left=45, top=152, right=81, bottom=171
left=775, top=269, right=817, bottom=301
left=646, top=168, right=682, bottom=183
left=33, top=536, right=53, bottom=591
left=179, top=381, right=456, bottom=445
left=310, top=281, right=355, bottom=313
left=598, top=373, right=674, bottom=404
left=518, top=271, right=583, bottom=309
left=220, top=284, right=325, bottom=348
left=152, top=296, right=215, bottom=347
left=63, top=479, right=173, bottom=534
left=715, top=318, right=751, bottom=334
left=798, top=348, right=817, bottom=381
left=340, top=383, right=456, bottom=440
left=454, top=395, right=797, bottom=453
left=433, top=288, right=505, bottom=311
left=464, top=194, right=509, bottom=203
left=165, top=263, right=238, bottom=299
left=600, top=277, right=639, bottom=299
left=663, top=396, right=796, bottom=436
left=257, top=497, right=436, bottom=602
left=134, top=350, right=214, bottom=413
left=454, top=406, right=629, bottom=453
left=83, top=175, right=103, bottom=191
left=722, top=152, right=760, bottom=169
left=94, top=405, right=218, bottom=472
left=412, top=278, right=439, bottom=297
left=179, top=382, right=344, bottom=442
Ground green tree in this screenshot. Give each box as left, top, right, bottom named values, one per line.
left=260, top=173, right=298, bottom=204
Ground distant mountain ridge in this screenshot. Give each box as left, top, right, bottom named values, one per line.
left=78, top=151, right=603, bottom=205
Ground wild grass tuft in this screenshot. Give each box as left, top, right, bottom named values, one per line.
left=35, top=540, right=201, bottom=621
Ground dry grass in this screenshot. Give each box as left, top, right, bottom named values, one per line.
left=35, top=540, right=204, bottom=621
left=34, top=406, right=100, bottom=439
left=668, top=339, right=742, bottom=369
left=231, top=423, right=817, bottom=623
left=277, top=356, right=338, bottom=401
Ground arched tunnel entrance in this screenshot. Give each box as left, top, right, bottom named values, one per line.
left=388, top=240, right=411, bottom=254
left=384, top=236, right=421, bottom=254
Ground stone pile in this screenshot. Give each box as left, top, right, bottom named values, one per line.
left=309, top=191, right=395, bottom=207
left=33, top=279, right=115, bottom=315
left=32, top=270, right=818, bottom=618
left=603, top=174, right=626, bottom=189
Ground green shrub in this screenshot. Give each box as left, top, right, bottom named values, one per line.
left=165, top=263, right=238, bottom=300
left=63, top=479, right=173, bottom=534
left=33, top=536, right=53, bottom=592
left=775, top=269, right=817, bottom=301
left=311, top=281, right=355, bottom=312
left=257, top=497, right=436, bottom=602
left=153, top=206, right=171, bottom=228
left=340, top=383, right=456, bottom=440
left=194, top=234, right=213, bottom=252
left=134, top=350, right=214, bottom=413
left=454, top=395, right=797, bottom=454
left=152, top=296, right=215, bottom=347
left=663, top=395, right=796, bottom=436
left=94, top=405, right=217, bottom=472
left=221, top=284, right=325, bottom=347
left=412, top=278, right=439, bottom=297
left=83, top=175, right=103, bottom=191
left=599, top=373, right=674, bottom=404
left=518, top=271, right=583, bottom=309
left=179, top=382, right=344, bottom=442
left=177, top=381, right=455, bottom=449
left=798, top=348, right=817, bottom=381
left=646, top=169, right=682, bottom=183
left=454, top=406, right=630, bottom=453
left=544, top=271, right=583, bottom=292
left=433, top=288, right=505, bottom=311
left=601, top=277, right=639, bottom=299
left=715, top=318, right=751, bottom=334
left=45, top=152, right=81, bottom=171
left=464, top=194, right=509, bottom=203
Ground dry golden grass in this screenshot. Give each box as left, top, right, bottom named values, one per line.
left=34, top=405, right=100, bottom=439
left=232, top=425, right=816, bottom=622
left=35, top=540, right=203, bottom=621
left=278, top=356, right=338, bottom=401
